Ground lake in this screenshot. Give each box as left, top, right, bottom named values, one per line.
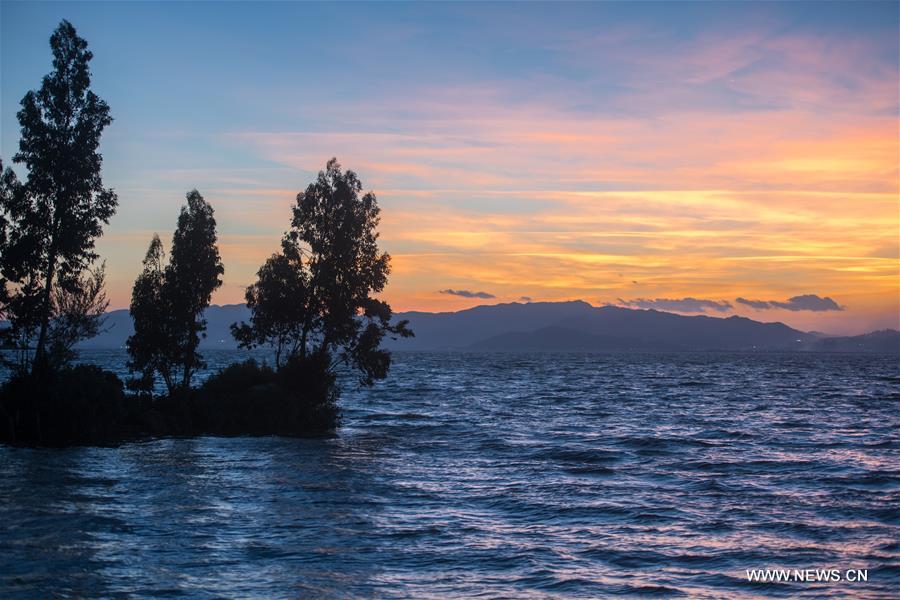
left=1, top=351, right=898, bottom=597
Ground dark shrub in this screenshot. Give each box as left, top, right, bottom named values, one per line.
left=191, top=356, right=339, bottom=436
left=0, top=365, right=133, bottom=446
left=201, top=358, right=276, bottom=397
left=277, top=352, right=338, bottom=404
left=0, top=356, right=341, bottom=446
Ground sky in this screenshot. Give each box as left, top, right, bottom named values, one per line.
left=1, top=1, right=898, bottom=335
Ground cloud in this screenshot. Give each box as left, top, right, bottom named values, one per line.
left=734, top=298, right=773, bottom=310
left=735, top=294, right=844, bottom=312
left=177, top=12, right=895, bottom=331
left=519, top=296, right=532, bottom=302
left=617, top=297, right=733, bottom=313
left=439, top=289, right=496, bottom=299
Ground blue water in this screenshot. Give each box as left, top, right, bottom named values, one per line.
left=1, top=351, right=898, bottom=598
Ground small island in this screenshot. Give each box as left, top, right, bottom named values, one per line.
left=0, top=22, right=411, bottom=447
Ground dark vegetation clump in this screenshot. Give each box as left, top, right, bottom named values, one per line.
left=127, top=355, right=339, bottom=439
left=0, top=357, right=338, bottom=445
left=0, top=22, right=410, bottom=447
left=189, top=356, right=339, bottom=436
left=0, top=366, right=134, bottom=446
left=126, top=357, right=339, bottom=439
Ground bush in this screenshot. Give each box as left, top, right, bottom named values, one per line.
left=0, top=365, right=135, bottom=446
left=0, top=355, right=340, bottom=446
left=191, top=355, right=339, bottom=436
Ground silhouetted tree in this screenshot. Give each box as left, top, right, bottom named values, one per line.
left=0, top=156, right=41, bottom=371
left=168, top=190, right=224, bottom=388
left=0, top=21, right=116, bottom=374
left=232, top=240, right=309, bottom=368
left=0, top=160, right=19, bottom=323
left=232, top=158, right=412, bottom=384
left=44, top=263, right=108, bottom=370
left=126, top=235, right=175, bottom=393
left=127, top=191, right=223, bottom=393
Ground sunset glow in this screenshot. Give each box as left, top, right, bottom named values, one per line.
left=2, top=1, right=897, bottom=334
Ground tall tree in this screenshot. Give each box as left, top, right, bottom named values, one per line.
left=232, top=158, right=412, bottom=384
left=126, top=235, right=175, bottom=393
left=127, top=191, right=223, bottom=393
left=232, top=240, right=309, bottom=368
left=167, top=190, right=224, bottom=388
left=1, top=20, right=117, bottom=373
left=0, top=161, right=19, bottom=321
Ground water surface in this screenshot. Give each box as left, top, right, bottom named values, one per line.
left=1, top=351, right=898, bottom=597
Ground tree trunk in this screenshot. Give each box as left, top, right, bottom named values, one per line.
left=181, top=319, right=196, bottom=389
left=299, top=326, right=308, bottom=359
left=161, top=366, right=174, bottom=396
left=181, top=351, right=191, bottom=390
left=32, top=251, right=57, bottom=375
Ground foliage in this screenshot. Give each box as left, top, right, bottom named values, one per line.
left=0, top=365, right=130, bottom=446
left=0, top=26, right=401, bottom=447
left=0, top=160, right=20, bottom=327
left=45, top=263, right=109, bottom=370
left=191, top=355, right=339, bottom=435
left=0, top=20, right=117, bottom=374
left=231, top=242, right=309, bottom=367
left=232, top=158, right=413, bottom=385
left=126, top=234, right=175, bottom=392
left=126, top=191, right=223, bottom=394
left=0, top=355, right=340, bottom=446
left=167, top=190, right=224, bottom=388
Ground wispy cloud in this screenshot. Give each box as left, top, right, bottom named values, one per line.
left=23, top=2, right=890, bottom=334
left=617, top=297, right=733, bottom=313
left=439, top=289, right=496, bottom=299
left=735, top=294, right=844, bottom=312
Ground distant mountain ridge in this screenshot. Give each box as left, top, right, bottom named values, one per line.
left=78, top=304, right=251, bottom=350
left=387, top=301, right=820, bottom=352
left=77, top=300, right=899, bottom=353
left=805, top=330, right=900, bottom=353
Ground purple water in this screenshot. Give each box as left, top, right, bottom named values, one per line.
left=1, top=351, right=898, bottom=597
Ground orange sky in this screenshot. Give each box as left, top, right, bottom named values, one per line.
left=4, top=3, right=899, bottom=335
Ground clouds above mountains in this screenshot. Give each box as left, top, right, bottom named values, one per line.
left=617, top=297, right=733, bottom=314
left=439, top=289, right=496, bottom=299
left=617, top=294, right=845, bottom=314
left=735, top=295, right=844, bottom=312
left=435, top=291, right=844, bottom=312
left=3, top=2, right=893, bottom=334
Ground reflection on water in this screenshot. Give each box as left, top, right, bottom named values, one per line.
left=1, top=351, right=898, bottom=597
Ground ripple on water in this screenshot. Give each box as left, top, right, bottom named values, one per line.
left=0, top=350, right=898, bottom=597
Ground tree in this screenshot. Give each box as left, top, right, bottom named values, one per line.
left=44, top=263, right=108, bottom=370
left=127, top=191, right=223, bottom=393
left=167, top=190, right=224, bottom=388
left=0, top=160, right=19, bottom=321
left=0, top=162, right=21, bottom=369
left=126, top=235, right=174, bottom=393
left=0, top=21, right=117, bottom=374
left=232, top=158, right=412, bottom=385
left=231, top=240, right=309, bottom=368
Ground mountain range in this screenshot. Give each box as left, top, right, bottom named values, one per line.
left=77, top=301, right=899, bottom=353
